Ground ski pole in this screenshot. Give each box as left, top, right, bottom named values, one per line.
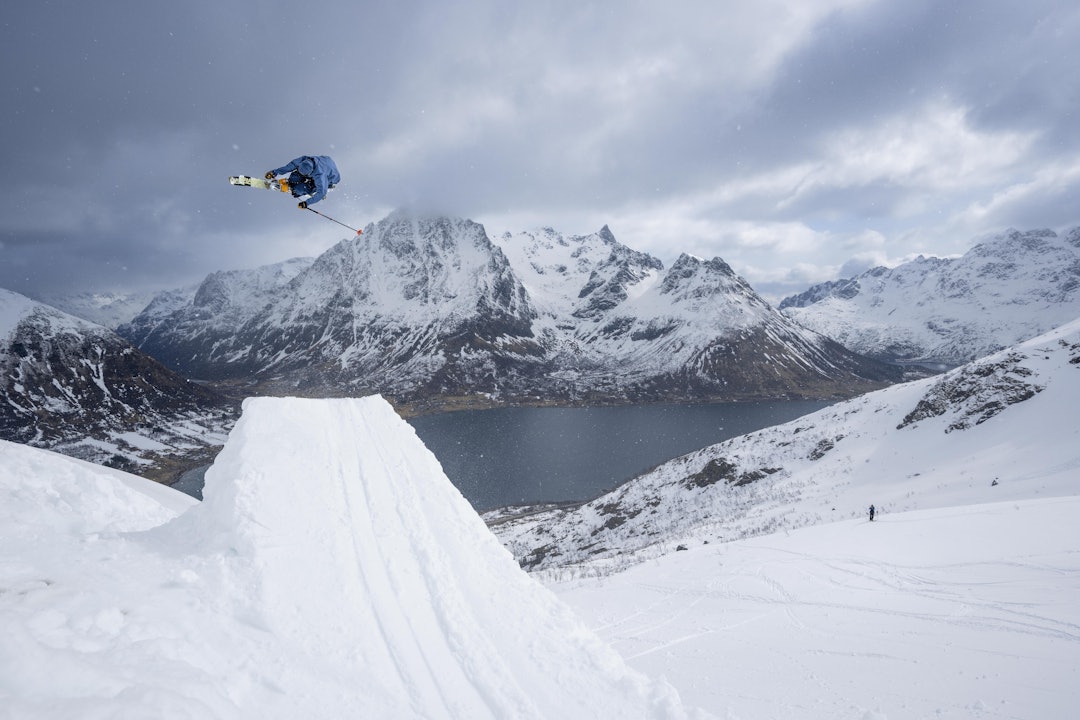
left=305, top=206, right=363, bottom=235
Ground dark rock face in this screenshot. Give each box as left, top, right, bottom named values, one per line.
left=2, top=294, right=230, bottom=477
left=779, top=277, right=862, bottom=309
left=897, top=353, right=1044, bottom=432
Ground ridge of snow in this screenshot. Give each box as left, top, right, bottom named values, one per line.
left=0, top=396, right=700, bottom=719
left=1, top=287, right=107, bottom=341
left=34, top=290, right=159, bottom=330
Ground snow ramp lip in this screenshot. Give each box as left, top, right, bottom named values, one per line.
left=168, top=395, right=701, bottom=719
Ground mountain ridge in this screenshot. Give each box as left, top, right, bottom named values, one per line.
left=0, top=288, right=233, bottom=480
left=119, top=211, right=899, bottom=407
left=780, top=226, right=1080, bottom=365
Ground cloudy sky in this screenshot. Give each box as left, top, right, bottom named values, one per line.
left=4, top=0, right=1079, bottom=303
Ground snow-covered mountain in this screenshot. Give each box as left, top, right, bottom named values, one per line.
left=111, top=282, right=201, bottom=336
left=35, top=289, right=160, bottom=329
left=118, top=257, right=314, bottom=374
left=0, top=288, right=232, bottom=479
left=123, top=215, right=543, bottom=399
left=120, top=211, right=900, bottom=405
left=496, top=225, right=664, bottom=322
left=780, top=227, right=1080, bottom=365
left=491, top=315, right=1080, bottom=572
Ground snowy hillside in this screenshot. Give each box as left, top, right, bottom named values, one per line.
left=0, top=288, right=231, bottom=479
left=492, top=317, right=1080, bottom=572
left=121, top=211, right=899, bottom=405
left=0, top=397, right=700, bottom=719
left=555, top=497, right=1080, bottom=719
left=781, top=227, right=1080, bottom=364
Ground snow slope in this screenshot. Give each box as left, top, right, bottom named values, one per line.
left=557, top=497, right=1080, bottom=719
left=0, top=396, right=699, bottom=719
left=1, top=287, right=86, bottom=341
left=493, top=317, right=1080, bottom=572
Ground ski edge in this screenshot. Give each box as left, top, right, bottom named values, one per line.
left=229, top=176, right=289, bottom=192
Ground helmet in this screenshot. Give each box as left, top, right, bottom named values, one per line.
left=298, top=157, right=316, bottom=177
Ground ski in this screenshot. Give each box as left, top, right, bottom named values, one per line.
left=229, top=174, right=363, bottom=235
left=229, top=175, right=289, bottom=192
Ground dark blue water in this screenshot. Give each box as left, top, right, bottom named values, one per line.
left=408, top=401, right=831, bottom=511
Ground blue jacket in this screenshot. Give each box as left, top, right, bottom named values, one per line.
left=270, top=155, right=340, bottom=205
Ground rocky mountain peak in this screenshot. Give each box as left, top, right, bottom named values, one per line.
left=573, top=240, right=663, bottom=320
left=597, top=224, right=617, bottom=245
left=190, top=257, right=313, bottom=315
left=781, top=225, right=1080, bottom=364
left=1066, top=226, right=1080, bottom=248
left=121, top=212, right=899, bottom=404
left=1, top=289, right=229, bottom=479
left=659, top=254, right=759, bottom=307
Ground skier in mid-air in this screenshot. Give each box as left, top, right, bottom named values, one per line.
left=265, top=155, right=340, bottom=209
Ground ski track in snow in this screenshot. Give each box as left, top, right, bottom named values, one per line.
left=557, top=498, right=1080, bottom=719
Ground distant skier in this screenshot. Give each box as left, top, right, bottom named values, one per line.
left=869, top=504, right=876, bottom=522
left=265, top=155, right=340, bottom=209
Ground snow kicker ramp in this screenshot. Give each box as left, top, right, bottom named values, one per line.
left=164, top=396, right=696, bottom=718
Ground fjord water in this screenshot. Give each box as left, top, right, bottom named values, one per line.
left=408, top=401, right=832, bottom=511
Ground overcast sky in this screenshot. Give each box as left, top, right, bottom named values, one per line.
left=4, top=0, right=1079, bottom=302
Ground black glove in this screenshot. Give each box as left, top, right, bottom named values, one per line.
left=265, top=171, right=275, bottom=180
left=298, top=201, right=308, bottom=209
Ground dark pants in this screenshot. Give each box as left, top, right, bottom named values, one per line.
left=288, top=173, right=316, bottom=198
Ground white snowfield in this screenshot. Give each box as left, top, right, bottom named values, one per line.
left=0, top=396, right=700, bottom=719
left=558, top=497, right=1080, bottom=719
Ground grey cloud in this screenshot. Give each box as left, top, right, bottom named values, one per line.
left=2, top=1, right=1079, bottom=301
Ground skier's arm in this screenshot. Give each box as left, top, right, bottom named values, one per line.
left=269, top=159, right=301, bottom=177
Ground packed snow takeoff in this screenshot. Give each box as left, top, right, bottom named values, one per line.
left=0, top=397, right=702, bottom=718
left=187, top=397, right=700, bottom=717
